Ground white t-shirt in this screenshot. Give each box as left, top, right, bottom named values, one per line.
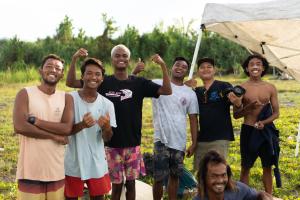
left=65, top=91, right=117, bottom=180
left=152, top=80, right=199, bottom=151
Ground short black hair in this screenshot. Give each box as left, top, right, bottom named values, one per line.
left=242, top=54, right=269, bottom=77
left=197, top=57, right=215, bottom=69
left=80, top=58, right=105, bottom=75
left=173, top=56, right=190, bottom=70
left=41, top=54, right=64, bottom=68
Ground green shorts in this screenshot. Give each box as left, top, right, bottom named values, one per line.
left=193, top=140, right=229, bottom=171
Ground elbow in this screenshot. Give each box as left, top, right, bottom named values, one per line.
left=64, top=126, right=73, bottom=136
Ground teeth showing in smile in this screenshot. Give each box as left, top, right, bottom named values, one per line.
left=214, top=184, right=225, bottom=190
left=253, top=70, right=259, bottom=73
left=48, top=75, right=55, bottom=78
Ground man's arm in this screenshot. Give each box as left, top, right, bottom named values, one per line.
left=33, top=94, right=74, bottom=135
left=66, top=48, right=88, bottom=88
left=98, top=113, right=113, bottom=142
left=151, top=54, right=172, bottom=95
left=13, top=89, right=67, bottom=144
left=186, top=114, right=198, bottom=157
left=70, top=112, right=96, bottom=135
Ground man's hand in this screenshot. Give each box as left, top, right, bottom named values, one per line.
left=254, top=121, right=265, bottom=130
left=82, top=112, right=96, bottom=129
left=186, top=143, right=197, bottom=157
left=98, top=113, right=110, bottom=131
left=52, top=135, right=69, bottom=145
left=227, top=92, right=243, bottom=107
left=132, top=58, right=145, bottom=75
left=73, top=48, right=88, bottom=60
left=184, top=79, right=197, bottom=88
left=151, top=54, right=166, bottom=66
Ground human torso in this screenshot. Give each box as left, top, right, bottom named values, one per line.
left=152, top=80, right=199, bottom=151
left=65, top=91, right=116, bottom=180
left=241, top=81, right=273, bottom=125
left=98, top=75, right=160, bottom=148
left=195, top=80, right=234, bottom=142
left=17, top=86, right=65, bottom=181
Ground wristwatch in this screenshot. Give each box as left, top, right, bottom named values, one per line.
left=27, top=116, right=36, bottom=125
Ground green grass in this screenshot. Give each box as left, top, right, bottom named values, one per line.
left=0, top=74, right=300, bottom=199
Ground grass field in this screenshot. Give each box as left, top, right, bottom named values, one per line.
left=0, top=75, right=300, bottom=199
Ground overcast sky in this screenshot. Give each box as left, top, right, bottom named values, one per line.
left=0, top=0, right=271, bottom=41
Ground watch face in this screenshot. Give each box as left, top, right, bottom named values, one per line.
left=28, top=116, right=35, bottom=125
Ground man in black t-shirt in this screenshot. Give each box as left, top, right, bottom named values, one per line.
left=193, top=58, right=242, bottom=170
left=66, top=45, right=171, bottom=200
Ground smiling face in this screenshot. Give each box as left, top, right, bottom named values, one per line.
left=171, top=60, right=189, bottom=79
left=247, top=57, right=264, bottom=78
left=81, top=64, right=103, bottom=89
left=197, top=62, right=215, bottom=81
left=39, top=58, right=64, bottom=86
left=205, top=162, right=228, bottom=196
left=111, top=47, right=130, bottom=70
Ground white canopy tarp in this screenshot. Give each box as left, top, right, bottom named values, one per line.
left=190, top=0, right=300, bottom=81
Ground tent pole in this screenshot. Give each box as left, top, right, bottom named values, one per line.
left=188, top=25, right=204, bottom=80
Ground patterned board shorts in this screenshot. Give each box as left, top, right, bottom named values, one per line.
left=17, top=179, right=64, bottom=200
left=105, top=146, right=146, bottom=184
left=153, top=141, right=184, bottom=182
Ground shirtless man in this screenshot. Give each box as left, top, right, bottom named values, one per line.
left=234, top=54, right=279, bottom=194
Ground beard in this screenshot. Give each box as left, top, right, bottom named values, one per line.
left=42, top=77, right=59, bottom=86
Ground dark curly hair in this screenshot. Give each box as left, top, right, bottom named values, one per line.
left=242, top=54, right=269, bottom=77
left=196, top=150, right=236, bottom=198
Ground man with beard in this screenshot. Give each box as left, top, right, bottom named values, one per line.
left=66, top=45, right=171, bottom=200
left=64, top=58, right=116, bottom=200
left=146, top=57, right=198, bottom=200
left=13, top=54, right=74, bottom=200
left=193, top=150, right=274, bottom=200
left=234, top=54, right=279, bottom=194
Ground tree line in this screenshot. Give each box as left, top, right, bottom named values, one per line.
left=0, top=14, right=250, bottom=77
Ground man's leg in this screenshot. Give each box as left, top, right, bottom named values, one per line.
left=153, top=141, right=169, bottom=200
left=168, top=175, right=179, bottom=200
left=240, top=167, right=250, bottom=185
left=262, top=167, right=273, bottom=194
left=90, top=196, right=104, bottom=200
left=168, top=148, right=184, bottom=200
left=111, top=183, right=123, bottom=200
left=153, top=180, right=164, bottom=200
left=125, top=180, right=136, bottom=200
left=105, top=147, right=125, bottom=200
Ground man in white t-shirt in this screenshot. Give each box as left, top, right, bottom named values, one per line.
left=64, top=57, right=116, bottom=200
left=151, top=57, right=199, bottom=200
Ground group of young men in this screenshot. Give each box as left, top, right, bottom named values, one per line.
left=13, top=44, right=279, bottom=200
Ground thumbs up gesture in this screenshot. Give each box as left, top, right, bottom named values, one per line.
left=82, top=112, right=96, bottom=128
left=98, top=113, right=110, bottom=130
left=132, top=58, right=145, bottom=75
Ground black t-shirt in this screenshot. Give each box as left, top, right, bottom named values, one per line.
left=98, top=75, right=160, bottom=148
left=195, top=80, right=234, bottom=142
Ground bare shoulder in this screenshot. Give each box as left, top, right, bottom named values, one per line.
left=264, top=81, right=277, bottom=92
left=65, top=93, right=74, bottom=105
left=16, top=88, right=28, bottom=100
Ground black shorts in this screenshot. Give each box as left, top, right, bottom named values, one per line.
left=153, top=141, right=184, bottom=182
left=240, top=124, right=273, bottom=168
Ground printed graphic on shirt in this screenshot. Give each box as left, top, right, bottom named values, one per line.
left=105, top=89, right=133, bottom=101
